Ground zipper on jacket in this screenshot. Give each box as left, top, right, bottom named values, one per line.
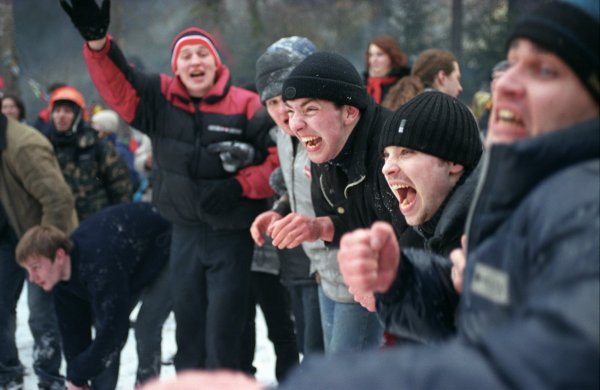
left=191, top=103, right=203, bottom=178
left=344, top=175, right=365, bottom=199
left=319, top=174, right=335, bottom=208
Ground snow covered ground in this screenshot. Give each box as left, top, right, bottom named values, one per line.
left=16, top=285, right=277, bottom=389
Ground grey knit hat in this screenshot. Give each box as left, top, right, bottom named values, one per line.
left=255, top=36, right=317, bottom=104
left=282, top=52, right=369, bottom=110
left=380, top=91, right=482, bottom=170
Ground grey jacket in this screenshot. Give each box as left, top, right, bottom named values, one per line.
left=275, top=129, right=353, bottom=302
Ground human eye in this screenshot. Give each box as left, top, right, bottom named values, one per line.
left=538, top=63, right=558, bottom=78
left=399, top=148, right=415, bottom=158
left=305, top=105, right=319, bottom=115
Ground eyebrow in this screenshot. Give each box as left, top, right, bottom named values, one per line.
left=285, top=98, right=318, bottom=109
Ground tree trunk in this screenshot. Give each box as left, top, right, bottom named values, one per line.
left=0, top=0, right=20, bottom=95
left=451, top=0, right=463, bottom=61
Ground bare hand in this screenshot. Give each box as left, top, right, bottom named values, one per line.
left=348, top=286, right=376, bottom=312
left=268, top=212, right=322, bottom=249
left=250, top=210, right=282, bottom=246
left=449, top=234, right=467, bottom=294
left=338, top=221, right=400, bottom=295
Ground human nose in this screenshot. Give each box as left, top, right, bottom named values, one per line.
left=288, top=112, right=305, bottom=133
left=493, top=64, right=521, bottom=98
left=382, top=157, right=399, bottom=177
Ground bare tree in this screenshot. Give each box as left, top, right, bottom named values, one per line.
left=451, top=0, right=463, bottom=60
left=0, top=0, right=20, bottom=95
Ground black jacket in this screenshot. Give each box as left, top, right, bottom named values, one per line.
left=310, top=97, right=421, bottom=247
left=54, top=203, right=171, bottom=387
left=376, top=161, right=482, bottom=342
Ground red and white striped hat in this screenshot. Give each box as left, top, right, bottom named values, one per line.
left=170, top=27, right=221, bottom=73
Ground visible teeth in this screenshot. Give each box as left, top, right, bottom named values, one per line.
left=301, top=136, right=321, bottom=147
left=401, top=198, right=410, bottom=208
left=499, top=109, right=516, bottom=121
left=390, top=184, right=410, bottom=190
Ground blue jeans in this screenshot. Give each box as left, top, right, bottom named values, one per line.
left=170, top=223, right=253, bottom=371
left=0, top=231, right=63, bottom=388
left=288, top=284, right=324, bottom=356
left=318, top=287, right=383, bottom=354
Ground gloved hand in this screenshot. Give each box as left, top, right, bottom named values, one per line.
left=199, top=178, right=243, bottom=215
left=207, top=141, right=256, bottom=173
left=269, top=167, right=287, bottom=197
left=60, top=0, right=111, bottom=41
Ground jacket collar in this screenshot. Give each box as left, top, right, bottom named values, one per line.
left=342, top=98, right=384, bottom=182
left=467, top=118, right=599, bottom=245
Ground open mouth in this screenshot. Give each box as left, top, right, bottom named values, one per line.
left=190, top=70, right=205, bottom=79
left=300, top=136, right=322, bottom=151
left=390, top=184, right=417, bottom=211
left=497, top=108, right=523, bottom=126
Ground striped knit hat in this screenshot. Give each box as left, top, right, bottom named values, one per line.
left=380, top=91, right=482, bottom=170
left=170, top=27, right=221, bottom=73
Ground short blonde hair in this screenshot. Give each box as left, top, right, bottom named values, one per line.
left=16, top=225, right=73, bottom=266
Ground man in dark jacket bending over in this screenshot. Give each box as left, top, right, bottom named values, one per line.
left=16, top=203, right=171, bottom=390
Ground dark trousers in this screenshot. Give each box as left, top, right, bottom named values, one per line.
left=88, top=255, right=172, bottom=390
left=170, top=223, right=253, bottom=370
left=0, top=231, right=63, bottom=388
left=287, top=283, right=324, bottom=356
left=241, top=271, right=299, bottom=382
left=133, top=265, right=172, bottom=386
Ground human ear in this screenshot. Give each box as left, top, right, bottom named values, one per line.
left=343, top=105, right=360, bottom=124
left=436, top=69, right=447, bottom=86
left=449, top=162, right=464, bottom=175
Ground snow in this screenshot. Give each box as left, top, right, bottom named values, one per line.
left=16, top=285, right=277, bottom=389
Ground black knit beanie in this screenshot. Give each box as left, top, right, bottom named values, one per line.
left=507, top=1, right=599, bottom=103
left=282, top=52, right=369, bottom=110
left=379, top=91, right=482, bottom=170
left=255, top=37, right=317, bottom=104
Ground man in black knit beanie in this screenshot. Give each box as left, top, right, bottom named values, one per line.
left=338, top=92, right=483, bottom=331
left=263, top=51, right=424, bottom=352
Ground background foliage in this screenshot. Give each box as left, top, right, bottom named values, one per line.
left=2, top=0, right=546, bottom=122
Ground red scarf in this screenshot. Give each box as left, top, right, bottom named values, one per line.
left=367, top=76, right=399, bottom=103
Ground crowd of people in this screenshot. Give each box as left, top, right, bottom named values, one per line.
left=0, top=0, right=598, bottom=389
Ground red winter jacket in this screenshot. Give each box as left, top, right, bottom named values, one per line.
left=83, top=36, right=278, bottom=228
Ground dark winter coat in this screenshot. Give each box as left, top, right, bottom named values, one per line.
left=281, top=119, right=600, bottom=390
left=310, top=97, right=420, bottom=247
left=376, top=160, right=482, bottom=342
left=0, top=115, right=78, bottom=237
left=48, top=123, right=132, bottom=221
left=53, top=203, right=171, bottom=387
left=83, top=37, right=276, bottom=229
